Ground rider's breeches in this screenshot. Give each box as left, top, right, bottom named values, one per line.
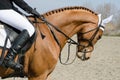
left=0, top=9, right=35, bottom=37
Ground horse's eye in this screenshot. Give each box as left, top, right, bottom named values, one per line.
left=97, top=36, right=101, bottom=40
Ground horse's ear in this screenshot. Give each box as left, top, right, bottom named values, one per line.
left=98, top=14, right=102, bottom=26
left=102, top=15, right=113, bottom=26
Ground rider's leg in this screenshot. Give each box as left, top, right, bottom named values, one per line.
left=0, top=9, right=35, bottom=36
left=3, top=29, right=30, bottom=71
left=0, top=9, right=35, bottom=71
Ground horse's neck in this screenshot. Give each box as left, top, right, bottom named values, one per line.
left=44, top=13, right=80, bottom=48
left=44, top=10, right=98, bottom=48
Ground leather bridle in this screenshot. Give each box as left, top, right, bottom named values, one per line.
left=38, top=15, right=104, bottom=63
left=77, top=25, right=104, bottom=53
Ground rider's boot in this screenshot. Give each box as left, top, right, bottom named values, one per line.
left=3, top=30, right=30, bottom=72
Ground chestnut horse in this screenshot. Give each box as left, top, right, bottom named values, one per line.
left=0, top=6, right=112, bottom=80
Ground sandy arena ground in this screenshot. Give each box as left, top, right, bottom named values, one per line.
left=1, top=36, right=120, bottom=80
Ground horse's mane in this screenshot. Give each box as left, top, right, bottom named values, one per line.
left=44, top=6, right=97, bottom=16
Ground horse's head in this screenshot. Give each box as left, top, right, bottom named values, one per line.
left=41, top=7, right=113, bottom=61
left=77, top=14, right=113, bottom=61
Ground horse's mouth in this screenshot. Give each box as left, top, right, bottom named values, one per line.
left=77, top=52, right=90, bottom=61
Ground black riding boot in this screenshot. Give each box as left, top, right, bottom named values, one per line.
left=3, top=30, right=30, bottom=71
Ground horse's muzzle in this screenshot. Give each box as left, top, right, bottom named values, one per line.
left=77, top=52, right=90, bottom=61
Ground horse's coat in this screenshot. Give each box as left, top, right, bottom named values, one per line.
left=0, top=6, right=111, bottom=80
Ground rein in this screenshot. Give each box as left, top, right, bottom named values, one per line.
left=39, top=16, right=80, bottom=48
left=77, top=24, right=104, bottom=54
left=38, top=16, right=80, bottom=65
left=37, top=15, right=103, bottom=64
left=79, top=27, right=99, bottom=49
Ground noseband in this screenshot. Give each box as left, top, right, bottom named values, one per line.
left=78, top=25, right=104, bottom=53
left=77, top=25, right=104, bottom=61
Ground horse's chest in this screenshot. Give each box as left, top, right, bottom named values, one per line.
left=28, top=47, right=58, bottom=74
